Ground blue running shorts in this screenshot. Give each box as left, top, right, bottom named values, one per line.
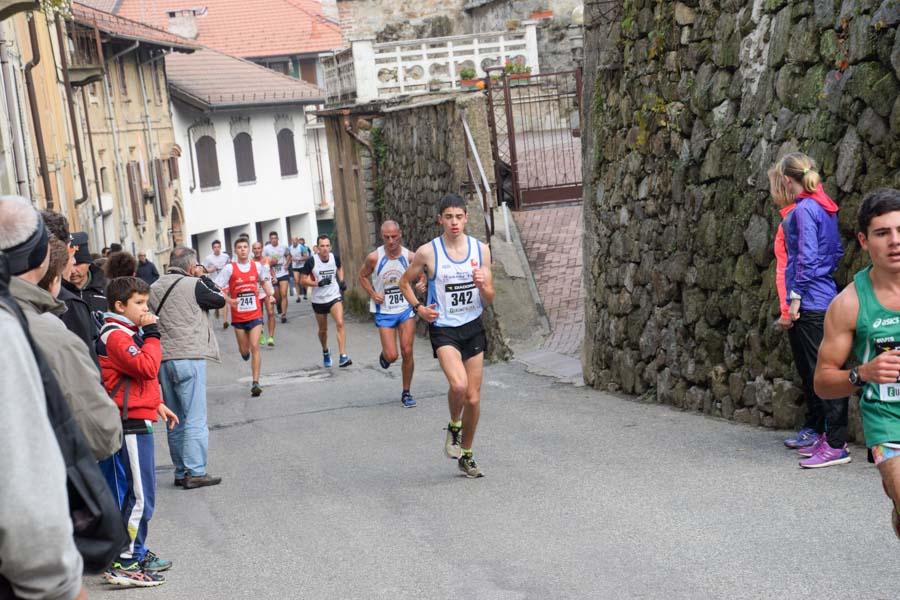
left=374, top=306, right=415, bottom=329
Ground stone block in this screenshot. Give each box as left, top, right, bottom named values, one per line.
left=675, top=2, right=697, bottom=26
left=836, top=126, right=863, bottom=191
left=857, top=107, right=889, bottom=145
left=733, top=408, right=752, bottom=423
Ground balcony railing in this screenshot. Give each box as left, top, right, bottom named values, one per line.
left=321, top=22, right=539, bottom=106
left=66, top=24, right=104, bottom=86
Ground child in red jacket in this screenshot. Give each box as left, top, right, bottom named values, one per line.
left=96, top=276, right=178, bottom=587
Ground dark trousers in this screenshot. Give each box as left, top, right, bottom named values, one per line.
left=787, top=311, right=849, bottom=447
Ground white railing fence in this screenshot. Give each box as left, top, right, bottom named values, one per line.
left=322, top=22, right=540, bottom=106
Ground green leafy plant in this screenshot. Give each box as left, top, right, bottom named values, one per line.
left=369, top=127, right=387, bottom=219
left=459, top=67, right=477, bottom=80
left=504, top=61, right=532, bottom=75
left=42, top=0, right=71, bottom=15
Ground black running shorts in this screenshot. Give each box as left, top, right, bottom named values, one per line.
left=429, top=316, right=487, bottom=361
left=312, top=297, right=342, bottom=315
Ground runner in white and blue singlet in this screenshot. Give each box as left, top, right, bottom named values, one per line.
left=299, top=234, right=351, bottom=368
left=359, top=221, right=427, bottom=408
left=400, top=194, right=495, bottom=478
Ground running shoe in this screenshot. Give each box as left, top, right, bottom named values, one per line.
left=444, top=424, right=462, bottom=459
left=797, top=435, right=827, bottom=458
left=104, top=561, right=165, bottom=587
left=401, top=391, right=416, bottom=408
left=339, top=354, right=352, bottom=367
left=281, top=315, right=287, bottom=324
left=268, top=336, right=275, bottom=347
left=799, top=443, right=851, bottom=468
left=458, top=454, right=484, bottom=478
left=323, top=350, right=333, bottom=368
left=784, top=428, right=818, bottom=449
left=223, top=321, right=229, bottom=330
left=140, top=550, right=172, bottom=572
left=379, top=352, right=390, bottom=369
left=251, top=382, right=262, bottom=397
left=296, top=297, right=302, bottom=303
left=240, top=352, right=250, bottom=362
left=260, top=333, right=268, bottom=346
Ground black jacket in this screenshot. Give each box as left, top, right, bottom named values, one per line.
left=136, top=261, right=159, bottom=285
left=79, top=265, right=108, bottom=315
left=59, top=280, right=99, bottom=367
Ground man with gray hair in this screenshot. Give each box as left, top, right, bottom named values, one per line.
left=150, top=246, right=226, bottom=489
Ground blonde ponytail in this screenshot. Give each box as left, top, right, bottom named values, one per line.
left=778, top=152, right=820, bottom=194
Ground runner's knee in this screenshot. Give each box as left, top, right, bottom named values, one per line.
left=384, top=348, right=399, bottom=363
left=449, top=380, right=468, bottom=397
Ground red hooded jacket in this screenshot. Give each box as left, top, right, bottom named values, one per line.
left=96, top=314, right=162, bottom=421
left=774, top=203, right=796, bottom=320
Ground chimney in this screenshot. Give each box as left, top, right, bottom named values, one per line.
left=320, top=0, right=339, bottom=23
left=167, top=8, right=206, bottom=40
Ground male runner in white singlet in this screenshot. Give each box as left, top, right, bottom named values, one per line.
left=300, top=235, right=352, bottom=368
left=264, top=231, right=290, bottom=323
left=400, top=194, right=494, bottom=478
left=359, top=221, right=427, bottom=408
left=204, top=239, right=230, bottom=328
left=252, top=241, right=277, bottom=346
left=216, top=238, right=275, bottom=397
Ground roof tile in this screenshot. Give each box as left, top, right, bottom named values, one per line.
left=72, top=2, right=198, bottom=49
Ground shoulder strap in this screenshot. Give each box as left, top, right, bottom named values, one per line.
left=108, top=376, right=132, bottom=421
left=152, top=276, right=186, bottom=316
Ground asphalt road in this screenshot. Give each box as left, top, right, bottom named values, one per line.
left=86, top=299, right=900, bottom=599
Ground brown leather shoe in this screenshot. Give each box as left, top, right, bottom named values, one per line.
left=182, top=474, right=222, bottom=489
left=174, top=478, right=184, bottom=487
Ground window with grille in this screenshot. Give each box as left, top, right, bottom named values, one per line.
left=233, top=132, right=256, bottom=183
left=277, top=128, right=298, bottom=177
left=195, top=135, right=220, bottom=189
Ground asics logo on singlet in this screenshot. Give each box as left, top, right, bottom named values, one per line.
left=873, top=317, right=900, bottom=328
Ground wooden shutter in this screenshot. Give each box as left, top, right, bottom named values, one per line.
left=126, top=162, right=144, bottom=223
left=277, top=129, right=298, bottom=177
left=155, top=158, right=168, bottom=217
left=196, top=136, right=220, bottom=188
left=168, top=156, right=180, bottom=181
left=233, top=133, right=256, bottom=183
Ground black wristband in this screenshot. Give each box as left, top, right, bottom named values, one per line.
left=413, top=303, right=422, bottom=314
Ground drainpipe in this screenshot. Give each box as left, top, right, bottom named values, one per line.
left=136, top=49, right=169, bottom=224
left=102, top=40, right=138, bottom=239
left=1, top=38, right=29, bottom=197
left=80, top=85, right=106, bottom=247
left=23, top=14, right=53, bottom=209
left=187, top=120, right=198, bottom=192
left=54, top=17, right=88, bottom=206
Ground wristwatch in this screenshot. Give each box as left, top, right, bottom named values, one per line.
left=849, top=367, right=865, bottom=387
left=413, top=303, right=423, bottom=314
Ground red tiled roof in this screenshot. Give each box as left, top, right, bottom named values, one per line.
left=167, top=46, right=324, bottom=109
left=113, top=0, right=344, bottom=58
left=72, top=2, right=198, bottom=49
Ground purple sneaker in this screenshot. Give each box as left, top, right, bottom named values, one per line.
left=785, top=428, right=818, bottom=449
left=799, top=443, right=851, bottom=468
left=797, top=434, right=827, bottom=458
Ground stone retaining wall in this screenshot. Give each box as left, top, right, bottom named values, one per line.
left=581, top=0, right=900, bottom=436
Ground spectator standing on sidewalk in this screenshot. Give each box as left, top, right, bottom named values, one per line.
left=0, top=199, right=87, bottom=600
left=137, top=251, right=159, bottom=285
left=769, top=153, right=850, bottom=468
left=151, top=246, right=226, bottom=489
left=70, top=231, right=109, bottom=316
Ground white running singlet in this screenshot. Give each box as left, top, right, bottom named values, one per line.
left=370, top=245, right=412, bottom=315
left=427, top=235, right=483, bottom=328
left=309, top=253, right=341, bottom=304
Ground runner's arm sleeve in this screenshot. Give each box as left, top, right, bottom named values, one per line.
left=0, top=312, right=84, bottom=600
left=195, top=277, right=226, bottom=310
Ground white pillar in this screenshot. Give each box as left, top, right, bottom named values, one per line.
left=351, top=39, right=378, bottom=103
left=523, top=20, right=540, bottom=75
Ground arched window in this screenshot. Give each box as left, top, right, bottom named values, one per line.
left=233, top=132, right=256, bottom=183
left=195, top=135, right=220, bottom=189
left=277, top=128, right=298, bottom=177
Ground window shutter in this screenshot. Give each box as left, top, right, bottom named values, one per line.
left=233, top=133, right=256, bottom=183
left=277, top=129, right=298, bottom=177
left=168, top=156, right=180, bottom=181
left=126, top=162, right=144, bottom=223
left=155, top=158, right=168, bottom=217
left=196, top=136, right=220, bottom=188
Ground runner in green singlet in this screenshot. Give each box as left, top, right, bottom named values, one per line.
left=815, top=188, right=900, bottom=540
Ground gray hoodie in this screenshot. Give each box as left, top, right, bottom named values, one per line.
left=0, top=306, right=83, bottom=600
left=10, top=277, right=122, bottom=459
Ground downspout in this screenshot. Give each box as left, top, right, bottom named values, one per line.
left=102, top=40, right=138, bottom=238
left=187, top=119, right=198, bottom=192
left=80, top=85, right=106, bottom=246
left=136, top=49, right=169, bottom=223
left=1, top=36, right=28, bottom=197
left=23, top=14, right=53, bottom=209
left=54, top=17, right=88, bottom=206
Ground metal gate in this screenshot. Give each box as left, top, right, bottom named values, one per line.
left=486, top=68, right=583, bottom=209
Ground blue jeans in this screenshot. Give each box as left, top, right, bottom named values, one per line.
left=159, top=359, right=208, bottom=478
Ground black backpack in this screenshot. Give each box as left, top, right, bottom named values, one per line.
left=0, top=251, right=128, bottom=579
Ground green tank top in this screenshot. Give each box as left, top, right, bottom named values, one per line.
left=853, top=266, right=900, bottom=446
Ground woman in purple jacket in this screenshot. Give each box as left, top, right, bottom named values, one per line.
left=771, top=153, right=850, bottom=468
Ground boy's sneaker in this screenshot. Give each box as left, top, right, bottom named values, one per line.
left=251, top=382, right=262, bottom=397
left=444, top=424, right=462, bottom=459
left=323, top=350, right=333, bottom=368
left=379, top=352, right=390, bottom=369
left=339, top=354, right=352, bottom=367
left=104, top=561, right=165, bottom=587
left=458, top=454, right=484, bottom=478
left=797, top=435, right=827, bottom=458
left=785, top=428, right=818, bottom=449
left=401, top=391, right=416, bottom=408
left=140, top=550, right=172, bottom=572
left=799, top=443, right=851, bottom=468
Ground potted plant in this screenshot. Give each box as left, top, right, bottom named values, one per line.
left=504, top=61, right=532, bottom=86
left=459, top=67, right=483, bottom=91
